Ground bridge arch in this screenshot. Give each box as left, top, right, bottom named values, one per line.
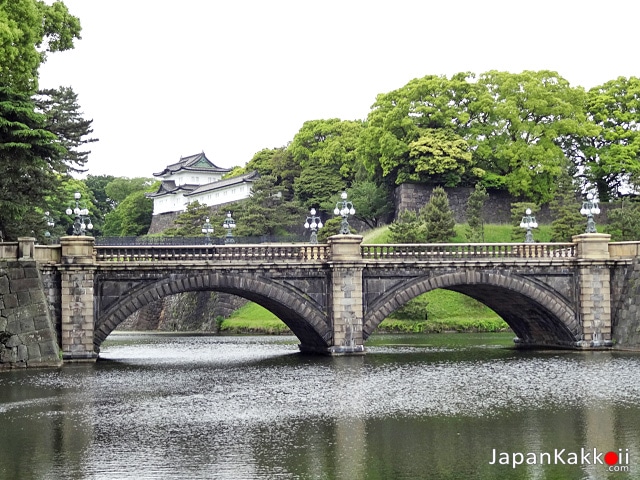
left=94, top=272, right=332, bottom=354
left=363, top=270, right=580, bottom=347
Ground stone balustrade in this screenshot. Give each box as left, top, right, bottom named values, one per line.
left=95, top=244, right=331, bottom=263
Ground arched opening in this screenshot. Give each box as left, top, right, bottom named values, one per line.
left=363, top=271, right=579, bottom=348
left=94, top=273, right=331, bottom=354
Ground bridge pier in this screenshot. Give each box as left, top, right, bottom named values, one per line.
left=573, top=233, right=613, bottom=348
left=59, top=236, right=98, bottom=361
left=325, top=235, right=366, bottom=355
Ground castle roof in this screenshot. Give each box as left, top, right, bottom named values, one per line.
left=153, top=152, right=231, bottom=177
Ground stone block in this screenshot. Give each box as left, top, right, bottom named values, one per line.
left=0, top=276, right=9, bottom=295
left=4, top=334, right=21, bottom=348
left=3, top=294, right=18, bottom=309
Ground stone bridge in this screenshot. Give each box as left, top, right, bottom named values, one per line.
left=6, top=233, right=640, bottom=361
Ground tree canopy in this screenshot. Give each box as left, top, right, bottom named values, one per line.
left=0, top=0, right=81, bottom=91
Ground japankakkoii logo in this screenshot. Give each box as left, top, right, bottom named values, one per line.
left=489, top=448, right=630, bottom=472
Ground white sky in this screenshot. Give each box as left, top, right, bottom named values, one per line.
left=39, top=0, right=640, bottom=179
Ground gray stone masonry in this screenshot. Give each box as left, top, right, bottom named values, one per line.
left=394, top=183, right=619, bottom=224
left=612, top=258, right=640, bottom=349
left=0, top=259, right=61, bottom=369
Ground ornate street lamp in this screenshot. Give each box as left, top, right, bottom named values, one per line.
left=580, top=193, right=601, bottom=233
left=222, top=211, right=236, bottom=244
left=202, top=217, right=213, bottom=244
left=333, top=191, right=356, bottom=235
left=519, top=208, right=538, bottom=243
left=44, top=211, right=55, bottom=242
left=65, top=192, right=93, bottom=236
left=304, top=208, right=323, bottom=244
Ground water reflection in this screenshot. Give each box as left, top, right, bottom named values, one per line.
left=0, top=334, right=639, bottom=479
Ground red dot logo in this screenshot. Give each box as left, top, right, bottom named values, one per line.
left=604, top=451, right=619, bottom=466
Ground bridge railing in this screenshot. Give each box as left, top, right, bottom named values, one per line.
left=361, top=243, right=576, bottom=260
left=95, top=243, right=330, bottom=263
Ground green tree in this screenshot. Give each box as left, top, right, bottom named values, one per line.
left=316, top=216, right=345, bottom=243
left=105, top=177, right=155, bottom=204
left=35, top=86, right=97, bottom=173
left=607, top=201, right=640, bottom=241
left=421, top=187, right=456, bottom=242
left=388, top=210, right=426, bottom=243
left=348, top=180, right=392, bottom=229
left=245, top=147, right=300, bottom=201
left=102, top=191, right=153, bottom=237
left=84, top=174, right=116, bottom=223
left=293, top=163, right=344, bottom=209
left=474, top=70, right=586, bottom=204
left=0, top=0, right=81, bottom=91
left=0, top=86, right=62, bottom=239
left=579, top=77, right=640, bottom=201
left=510, top=202, right=539, bottom=242
left=465, top=183, right=488, bottom=242
left=235, top=175, right=305, bottom=237
left=359, top=73, right=483, bottom=188
left=289, top=118, right=364, bottom=181
left=549, top=174, right=584, bottom=242
left=163, top=201, right=211, bottom=237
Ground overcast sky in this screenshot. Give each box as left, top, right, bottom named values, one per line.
left=39, top=0, right=640, bottom=179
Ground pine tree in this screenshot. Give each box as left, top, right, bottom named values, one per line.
left=163, top=201, right=212, bottom=237
left=550, top=174, right=585, bottom=242
left=607, top=200, right=640, bottom=241
left=421, top=187, right=456, bottom=242
left=388, top=210, right=426, bottom=243
left=510, top=202, right=539, bottom=242
left=465, top=183, right=488, bottom=242
left=0, top=86, right=63, bottom=239
left=35, top=87, right=98, bottom=173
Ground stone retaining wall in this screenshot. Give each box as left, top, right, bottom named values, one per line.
left=0, top=260, right=61, bottom=369
left=394, top=184, right=619, bottom=224
left=612, top=258, right=640, bottom=349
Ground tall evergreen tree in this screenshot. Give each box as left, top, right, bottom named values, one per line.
left=465, top=183, right=488, bottom=242
left=550, top=174, right=584, bottom=242
left=421, top=187, right=456, bottom=242
left=510, top=202, right=539, bottom=242
left=35, top=86, right=97, bottom=173
left=235, top=175, right=305, bottom=237
left=0, top=86, right=63, bottom=239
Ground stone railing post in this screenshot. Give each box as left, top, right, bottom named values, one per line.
left=327, top=234, right=365, bottom=355
left=18, top=237, right=35, bottom=260
left=59, top=236, right=98, bottom=361
left=573, top=233, right=612, bottom=347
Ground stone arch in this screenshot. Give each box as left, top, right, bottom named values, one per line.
left=94, top=272, right=331, bottom=353
left=363, top=270, right=579, bottom=347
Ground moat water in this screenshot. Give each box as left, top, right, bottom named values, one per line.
left=1, top=333, right=639, bottom=480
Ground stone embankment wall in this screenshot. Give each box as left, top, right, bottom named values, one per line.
left=612, top=258, right=640, bottom=349
left=118, top=292, right=247, bottom=332
left=0, top=260, right=61, bottom=368
left=394, top=184, right=618, bottom=224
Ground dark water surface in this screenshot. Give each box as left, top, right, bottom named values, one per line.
left=1, top=333, right=639, bottom=479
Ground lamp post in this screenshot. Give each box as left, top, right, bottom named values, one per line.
left=65, top=192, right=93, bottom=236
left=202, top=217, right=213, bottom=244
left=44, top=211, right=55, bottom=242
left=580, top=193, right=601, bottom=233
left=519, top=208, right=538, bottom=243
left=222, top=211, right=236, bottom=244
left=333, top=191, right=356, bottom=235
left=304, top=208, right=323, bottom=244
